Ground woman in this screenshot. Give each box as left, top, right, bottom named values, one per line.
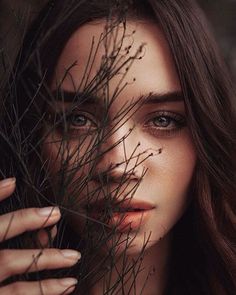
left=0, top=0, right=235, bottom=294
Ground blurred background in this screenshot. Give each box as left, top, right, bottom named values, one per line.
left=0, top=0, right=236, bottom=79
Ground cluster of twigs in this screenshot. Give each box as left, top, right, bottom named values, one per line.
left=0, top=3, right=159, bottom=294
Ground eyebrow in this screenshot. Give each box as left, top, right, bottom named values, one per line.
left=51, top=89, right=183, bottom=105
left=51, top=90, right=98, bottom=104
left=142, top=91, right=183, bottom=104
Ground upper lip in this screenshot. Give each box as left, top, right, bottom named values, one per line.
left=84, top=199, right=156, bottom=213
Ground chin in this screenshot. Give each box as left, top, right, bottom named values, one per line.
left=68, top=215, right=165, bottom=257
left=99, top=230, right=158, bottom=257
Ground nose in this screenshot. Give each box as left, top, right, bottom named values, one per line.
left=93, top=123, right=143, bottom=184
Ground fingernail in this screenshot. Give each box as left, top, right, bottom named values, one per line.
left=0, top=177, right=16, bottom=188
left=61, top=249, right=81, bottom=260
left=37, top=206, right=60, bottom=217
left=59, top=277, right=78, bottom=287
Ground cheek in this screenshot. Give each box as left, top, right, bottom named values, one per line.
left=41, top=132, right=95, bottom=178
left=168, top=131, right=196, bottom=184
left=143, top=131, right=196, bottom=229
left=41, top=134, right=61, bottom=174
left=143, top=130, right=196, bottom=187
left=41, top=132, right=76, bottom=175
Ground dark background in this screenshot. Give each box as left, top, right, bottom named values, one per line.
left=0, top=0, right=236, bottom=79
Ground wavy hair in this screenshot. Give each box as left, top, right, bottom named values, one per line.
left=0, top=0, right=235, bottom=294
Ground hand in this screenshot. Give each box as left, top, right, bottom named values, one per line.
left=0, top=177, right=80, bottom=295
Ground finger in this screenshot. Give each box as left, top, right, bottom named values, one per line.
left=0, top=248, right=81, bottom=282
left=36, top=225, right=57, bottom=248
left=0, top=178, right=16, bottom=201
left=0, top=207, right=61, bottom=242
left=0, top=278, right=78, bottom=295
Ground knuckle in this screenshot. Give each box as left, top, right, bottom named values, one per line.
left=30, top=249, right=55, bottom=270
left=17, top=208, right=27, bottom=221
left=33, top=249, right=46, bottom=265
left=17, top=208, right=35, bottom=230
left=38, top=249, right=56, bottom=267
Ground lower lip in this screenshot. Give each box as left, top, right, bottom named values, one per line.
left=107, top=210, right=153, bottom=232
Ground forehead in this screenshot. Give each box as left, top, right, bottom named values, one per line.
left=51, top=19, right=180, bottom=103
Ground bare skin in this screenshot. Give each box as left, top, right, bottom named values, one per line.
left=0, top=178, right=80, bottom=295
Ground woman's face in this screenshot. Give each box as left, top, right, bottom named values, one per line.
left=42, top=20, right=197, bottom=255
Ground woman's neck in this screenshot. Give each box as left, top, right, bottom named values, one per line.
left=90, top=234, right=172, bottom=295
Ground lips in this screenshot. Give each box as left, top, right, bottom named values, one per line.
left=85, top=199, right=155, bottom=232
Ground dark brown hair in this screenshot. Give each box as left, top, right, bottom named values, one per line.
left=1, top=0, right=236, bottom=294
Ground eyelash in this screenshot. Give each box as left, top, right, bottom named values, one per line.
left=53, top=111, right=98, bottom=135
left=53, top=110, right=186, bottom=137
left=143, top=111, right=186, bottom=137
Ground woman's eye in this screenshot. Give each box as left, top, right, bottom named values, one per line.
left=67, top=113, right=97, bottom=130
left=144, top=111, right=186, bottom=136
left=69, top=114, right=90, bottom=127
left=152, top=116, right=174, bottom=128
left=53, top=111, right=97, bottom=135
